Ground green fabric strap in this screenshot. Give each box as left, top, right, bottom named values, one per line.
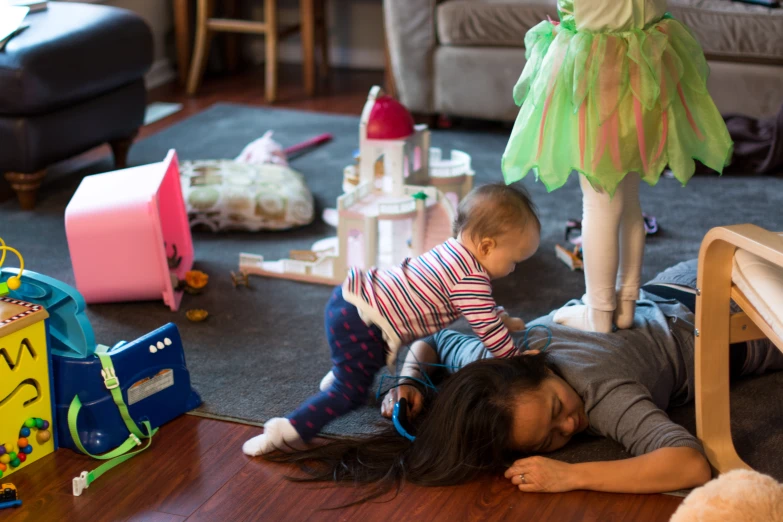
left=97, top=353, right=146, bottom=439
left=68, top=352, right=159, bottom=495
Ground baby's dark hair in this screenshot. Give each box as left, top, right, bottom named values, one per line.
left=452, top=182, right=540, bottom=242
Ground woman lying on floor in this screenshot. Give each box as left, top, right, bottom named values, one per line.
left=264, top=260, right=783, bottom=499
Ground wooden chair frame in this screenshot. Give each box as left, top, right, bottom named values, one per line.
left=184, top=0, right=328, bottom=102
left=695, top=224, right=783, bottom=473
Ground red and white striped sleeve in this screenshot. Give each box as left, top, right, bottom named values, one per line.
left=450, top=274, right=517, bottom=358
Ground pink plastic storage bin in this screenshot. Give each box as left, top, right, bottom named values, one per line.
left=65, top=149, right=194, bottom=311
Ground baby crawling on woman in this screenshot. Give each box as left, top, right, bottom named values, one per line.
left=243, top=183, right=541, bottom=455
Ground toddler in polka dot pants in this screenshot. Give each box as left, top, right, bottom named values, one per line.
left=242, top=183, right=541, bottom=456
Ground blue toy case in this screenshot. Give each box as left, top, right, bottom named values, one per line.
left=1, top=268, right=201, bottom=456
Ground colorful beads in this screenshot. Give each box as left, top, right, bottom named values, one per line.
left=0, top=417, right=51, bottom=472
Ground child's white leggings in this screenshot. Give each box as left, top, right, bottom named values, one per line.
left=579, top=172, right=646, bottom=330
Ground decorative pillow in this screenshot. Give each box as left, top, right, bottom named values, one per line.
left=179, top=160, right=314, bottom=232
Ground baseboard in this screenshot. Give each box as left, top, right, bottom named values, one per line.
left=145, top=58, right=177, bottom=90
left=247, top=40, right=384, bottom=70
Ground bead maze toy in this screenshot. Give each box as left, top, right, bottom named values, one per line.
left=238, top=86, right=476, bottom=285
left=0, top=239, right=58, bottom=480
left=1, top=241, right=201, bottom=495
left=65, top=149, right=194, bottom=311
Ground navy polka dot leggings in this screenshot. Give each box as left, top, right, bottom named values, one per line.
left=287, top=286, right=388, bottom=442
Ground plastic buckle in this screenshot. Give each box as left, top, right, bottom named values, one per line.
left=130, top=434, right=142, bottom=446
left=101, top=367, right=120, bottom=390
left=73, top=471, right=90, bottom=496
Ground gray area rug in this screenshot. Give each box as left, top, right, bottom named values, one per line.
left=1, top=103, right=781, bottom=480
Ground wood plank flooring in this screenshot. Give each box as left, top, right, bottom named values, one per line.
left=2, top=66, right=684, bottom=522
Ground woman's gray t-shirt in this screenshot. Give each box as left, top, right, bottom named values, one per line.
left=431, top=291, right=703, bottom=456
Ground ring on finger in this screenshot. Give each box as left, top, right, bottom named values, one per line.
left=519, top=474, right=526, bottom=484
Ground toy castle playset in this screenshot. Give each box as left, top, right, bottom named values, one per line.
left=239, top=86, right=475, bottom=285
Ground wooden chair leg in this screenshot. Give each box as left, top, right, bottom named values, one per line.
left=109, top=131, right=139, bottom=170
left=695, top=233, right=752, bottom=474
left=315, top=0, right=329, bottom=80
left=224, top=0, right=240, bottom=73
left=300, top=0, right=316, bottom=97
left=265, top=0, right=278, bottom=103
left=4, top=170, right=46, bottom=211
left=173, top=0, right=191, bottom=86
left=187, top=0, right=216, bottom=95
left=384, top=32, right=398, bottom=100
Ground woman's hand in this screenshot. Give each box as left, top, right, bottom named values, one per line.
left=380, top=383, right=425, bottom=420
left=504, top=456, right=576, bottom=493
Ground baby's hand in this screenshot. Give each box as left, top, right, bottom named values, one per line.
left=497, top=306, right=526, bottom=332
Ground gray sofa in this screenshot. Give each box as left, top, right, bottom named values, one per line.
left=384, top=0, right=783, bottom=121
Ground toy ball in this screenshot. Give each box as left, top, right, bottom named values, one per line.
left=24, top=418, right=35, bottom=429
left=2, top=443, right=11, bottom=453
left=7, top=276, right=20, bottom=290
left=34, top=418, right=44, bottom=429
left=0, top=446, right=4, bottom=456
left=17, top=453, right=26, bottom=463
left=20, top=427, right=30, bottom=438
left=41, top=420, right=49, bottom=430
left=10, top=458, right=20, bottom=468
left=0, top=455, right=9, bottom=464
left=0, top=463, right=6, bottom=471
left=0, top=469, right=3, bottom=479
left=17, top=438, right=28, bottom=448
left=36, top=430, right=51, bottom=444
left=22, top=445, right=32, bottom=454
left=8, top=452, right=16, bottom=461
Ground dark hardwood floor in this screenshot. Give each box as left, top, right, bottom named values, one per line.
left=3, top=66, right=684, bottom=522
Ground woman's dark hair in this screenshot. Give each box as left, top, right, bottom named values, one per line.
left=263, top=352, right=552, bottom=506
left=452, top=182, right=540, bottom=241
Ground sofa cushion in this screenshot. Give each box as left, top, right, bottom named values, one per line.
left=0, top=2, right=153, bottom=116
left=436, top=0, right=783, bottom=65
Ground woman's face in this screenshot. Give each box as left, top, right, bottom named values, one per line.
left=508, top=373, right=588, bottom=453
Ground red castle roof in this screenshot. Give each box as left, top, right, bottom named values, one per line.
left=366, top=95, right=415, bottom=140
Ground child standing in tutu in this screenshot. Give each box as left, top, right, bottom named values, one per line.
left=503, top=0, right=732, bottom=333
left=243, top=183, right=541, bottom=455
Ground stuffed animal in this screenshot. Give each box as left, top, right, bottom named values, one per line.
left=235, top=131, right=289, bottom=166
left=669, top=469, right=783, bottom=522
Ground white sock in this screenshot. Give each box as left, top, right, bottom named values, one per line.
left=614, top=299, right=636, bottom=330
left=554, top=304, right=613, bottom=334
left=242, top=417, right=303, bottom=456
left=319, top=370, right=335, bottom=392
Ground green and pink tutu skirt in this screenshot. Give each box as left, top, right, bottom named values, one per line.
left=502, top=14, right=733, bottom=195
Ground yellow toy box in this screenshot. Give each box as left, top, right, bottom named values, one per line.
left=0, top=295, right=56, bottom=479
